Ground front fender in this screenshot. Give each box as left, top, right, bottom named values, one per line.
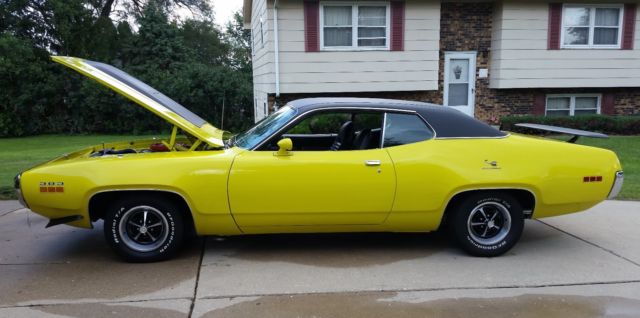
left=20, top=148, right=243, bottom=234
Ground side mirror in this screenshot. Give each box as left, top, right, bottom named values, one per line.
left=276, top=138, right=293, bottom=156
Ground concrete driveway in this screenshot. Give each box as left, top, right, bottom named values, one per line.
left=1, top=200, right=639, bottom=317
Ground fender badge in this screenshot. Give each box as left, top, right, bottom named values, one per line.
left=483, top=160, right=501, bottom=170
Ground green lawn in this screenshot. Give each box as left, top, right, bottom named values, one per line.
left=0, top=134, right=638, bottom=200
left=0, top=134, right=158, bottom=199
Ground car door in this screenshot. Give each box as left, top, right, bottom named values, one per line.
left=227, top=110, right=396, bottom=228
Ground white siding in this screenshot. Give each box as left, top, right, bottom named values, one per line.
left=491, top=1, right=640, bottom=89
left=251, top=0, right=273, bottom=121
left=260, top=0, right=440, bottom=94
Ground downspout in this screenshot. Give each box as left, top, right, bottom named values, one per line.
left=273, top=0, right=280, bottom=110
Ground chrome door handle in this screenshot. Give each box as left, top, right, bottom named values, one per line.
left=365, top=160, right=381, bottom=166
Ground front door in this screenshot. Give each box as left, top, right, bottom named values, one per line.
left=228, top=109, right=396, bottom=230
left=444, top=52, right=477, bottom=117
left=227, top=149, right=396, bottom=229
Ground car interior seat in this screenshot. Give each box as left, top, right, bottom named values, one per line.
left=330, top=121, right=354, bottom=150
left=353, top=128, right=372, bottom=150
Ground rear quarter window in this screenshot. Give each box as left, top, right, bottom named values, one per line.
left=383, top=113, right=434, bottom=147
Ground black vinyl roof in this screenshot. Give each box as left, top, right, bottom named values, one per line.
left=287, top=98, right=506, bottom=138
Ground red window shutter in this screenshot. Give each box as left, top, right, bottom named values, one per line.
left=390, top=1, right=405, bottom=51
left=622, top=4, right=637, bottom=50
left=601, top=94, right=616, bottom=115
left=548, top=3, right=562, bottom=50
left=533, top=94, right=546, bottom=115
left=304, top=1, right=320, bottom=52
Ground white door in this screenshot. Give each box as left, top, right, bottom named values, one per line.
left=444, top=52, right=476, bottom=117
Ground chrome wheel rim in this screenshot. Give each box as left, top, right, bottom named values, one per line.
left=467, top=202, right=512, bottom=245
left=118, top=206, right=169, bottom=252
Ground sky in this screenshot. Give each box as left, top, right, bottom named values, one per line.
left=212, top=0, right=244, bottom=26
left=116, top=0, right=243, bottom=30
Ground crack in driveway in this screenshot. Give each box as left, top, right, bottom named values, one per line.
left=0, top=208, right=25, bottom=218
left=0, top=296, right=192, bottom=309
left=188, top=238, right=206, bottom=318
left=195, top=279, right=640, bottom=301
left=537, top=220, right=640, bottom=268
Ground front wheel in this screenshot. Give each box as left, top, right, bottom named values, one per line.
left=451, top=192, right=524, bottom=257
left=104, top=196, right=184, bottom=262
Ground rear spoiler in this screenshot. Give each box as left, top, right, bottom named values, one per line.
left=514, top=123, right=608, bottom=143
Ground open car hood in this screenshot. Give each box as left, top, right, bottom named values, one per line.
left=52, top=56, right=225, bottom=147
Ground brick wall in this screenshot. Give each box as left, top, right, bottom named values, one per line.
left=608, top=89, right=640, bottom=115
left=271, top=87, right=640, bottom=122
left=269, top=91, right=440, bottom=110
left=439, top=3, right=494, bottom=121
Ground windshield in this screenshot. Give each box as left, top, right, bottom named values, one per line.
left=235, top=106, right=297, bottom=149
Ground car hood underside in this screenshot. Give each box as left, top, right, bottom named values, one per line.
left=51, top=56, right=225, bottom=147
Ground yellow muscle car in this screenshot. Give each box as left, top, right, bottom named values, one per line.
left=14, top=56, right=623, bottom=262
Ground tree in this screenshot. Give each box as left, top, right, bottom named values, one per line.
left=88, top=0, right=212, bottom=22
left=224, top=11, right=251, bottom=72
left=0, top=0, right=255, bottom=136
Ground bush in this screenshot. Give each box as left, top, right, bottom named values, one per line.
left=500, top=115, right=640, bottom=135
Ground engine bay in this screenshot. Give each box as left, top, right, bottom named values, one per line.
left=89, top=127, right=216, bottom=157
left=89, top=139, right=203, bottom=157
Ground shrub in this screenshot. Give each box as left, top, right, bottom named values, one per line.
left=500, top=115, right=640, bottom=135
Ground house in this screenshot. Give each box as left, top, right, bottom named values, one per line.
left=243, top=0, right=639, bottom=123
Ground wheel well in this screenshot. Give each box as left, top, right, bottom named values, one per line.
left=88, top=190, right=195, bottom=232
left=439, top=189, right=536, bottom=230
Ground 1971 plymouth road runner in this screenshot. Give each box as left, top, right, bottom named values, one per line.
left=14, top=56, right=624, bottom=262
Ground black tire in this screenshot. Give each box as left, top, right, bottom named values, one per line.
left=104, top=195, right=184, bottom=262
left=451, top=192, right=524, bottom=257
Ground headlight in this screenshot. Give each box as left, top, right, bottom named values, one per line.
left=14, top=173, right=21, bottom=189
left=14, top=173, right=29, bottom=208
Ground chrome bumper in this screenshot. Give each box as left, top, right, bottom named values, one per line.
left=14, top=173, right=28, bottom=208
left=608, top=171, right=624, bottom=199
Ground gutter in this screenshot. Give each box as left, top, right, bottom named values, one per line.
left=273, top=0, right=280, bottom=109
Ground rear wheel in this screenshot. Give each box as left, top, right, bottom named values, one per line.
left=451, top=192, right=524, bottom=257
left=104, top=196, right=184, bottom=262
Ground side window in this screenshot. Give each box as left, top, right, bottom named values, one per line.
left=288, top=113, right=350, bottom=134
left=383, top=113, right=434, bottom=147
left=264, top=111, right=384, bottom=151
left=353, top=113, right=383, bottom=132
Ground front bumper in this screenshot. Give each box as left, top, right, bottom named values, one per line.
left=608, top=171, right=624, bottom=199
left=14, top=173, right=28, bottom=208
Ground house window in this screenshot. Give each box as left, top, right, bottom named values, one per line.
left=561, top=5, right=623, bottom=48
left=320, top=3, right=390, bottom=50
left=546, top=94, right=601, bottom=116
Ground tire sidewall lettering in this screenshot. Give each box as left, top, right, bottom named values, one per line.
left=466, top=235, right=508, bottom=250
left=110, top=207, right=125, bottom=245
left=467, top=197, right=512, bottom=251
left=111, top=205, right=175, bottom=254
left=159, top=212, right=175, bottom=254
left=476, top=198, right=511, bottom=209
